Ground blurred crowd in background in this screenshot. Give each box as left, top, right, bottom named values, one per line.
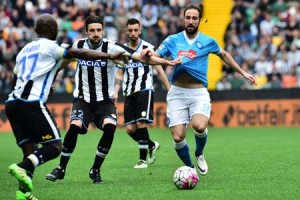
left=0, top=0, right=299, bottom=94
left=219, top=0, right=300, bottom=90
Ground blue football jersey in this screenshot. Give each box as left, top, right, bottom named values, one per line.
left=156, top=31, right=221, bottom=87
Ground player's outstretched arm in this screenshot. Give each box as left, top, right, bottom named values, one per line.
left=217, top=49, right=257, bottom=86
left=131, top=52, right=181, bottom=66
left=65, top=48, right=129, bottom=63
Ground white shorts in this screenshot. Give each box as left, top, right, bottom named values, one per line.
left=166, top=85, right=211, bottom=127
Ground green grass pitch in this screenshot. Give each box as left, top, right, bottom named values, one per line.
left=1, top=127, right=299, bottom=200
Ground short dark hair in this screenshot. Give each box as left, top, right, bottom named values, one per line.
left=126, top=18, right=140, bottom=27
left=183, top=4, right=202, bottom=18
left=35, top=14, right=58, bottom=40
left=85, top=16, right=103, bottom=31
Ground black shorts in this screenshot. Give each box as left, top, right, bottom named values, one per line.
left=70, top=98, right=117, bottom=133
left=123, top=90, right=154, bottom=125
left=5, top=100, right=61, bottom=146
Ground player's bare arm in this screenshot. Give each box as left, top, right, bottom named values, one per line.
left=217, top=49, right=257, bottom=86
left=65, top=48, right=129, bottom=64
left=113, top=69, right=124, bottom=106
left=154, top=65, right=170, bottom=91
left=58, top=58, right=73, bottom=71
left=140, top=48, right=160, bottom=57
left=131, top=52, right=180, bottom=66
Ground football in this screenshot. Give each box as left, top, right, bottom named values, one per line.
left=173, top=166, right=199, bottom=190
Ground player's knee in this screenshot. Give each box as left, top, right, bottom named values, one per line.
left=126, top=127, right=135, bottom=134
left=136, top=121, right=147, bottom=129
left=102, top=118, right=117, bottom=127
left=192, top=122, right=207, bottom=134
left=191, top=115, right=208, bottom=133
left=70, top=121, right=87, bottom=135
left=194, top=127, right=206, bottom=134
left=70, top=120, right=87, bottom=134
left=172, top=131, right=185, bottom=142
left=71, top=120, right=83, bottom=128
left=126, top=124, right=136, bottom=134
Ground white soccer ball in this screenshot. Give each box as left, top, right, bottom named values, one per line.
left=173, top=166, right=199, bottom=190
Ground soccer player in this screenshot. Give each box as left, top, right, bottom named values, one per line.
left=46, top=16, right=179, bottom=183
left=114, top=18, right=170, bottom=169
left=5, top=13, right=131, bottom=200
left=142, top=5, right=257, bottom=175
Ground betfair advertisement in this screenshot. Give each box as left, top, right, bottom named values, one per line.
left=1, top=100, right=300, bottom=131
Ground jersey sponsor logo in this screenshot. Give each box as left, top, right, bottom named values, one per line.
left=78, top=59, right=106, bottom=67
left=178, top=49, right=196, bottom=59
left=125, top=62, right=144, bottom=68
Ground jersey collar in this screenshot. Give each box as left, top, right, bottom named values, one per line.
left=183, top=31, right=199, bottom=45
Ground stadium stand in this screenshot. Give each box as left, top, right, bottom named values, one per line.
left=0, top=0, right=299, bottom=94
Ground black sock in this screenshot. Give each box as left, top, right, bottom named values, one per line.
left=20, top=143, right=38, bottom=176
left=128, top=128, right=155, bottom=150
left=18, top=144, right=60, bottom=175
left=34, top=144, right=60, bottom=165
left=148, top=139, right=155, bottom=150
left=60, top=124, right=81, bottom=169
left=135, top=127, right=149, bottom=161
left=92, top=124, right=116, bottom=169
left=18, top=159, right=35, bottom=176
left=128, top=131, right=139, bottom=142
left=128, top=129, right=154, bottom=150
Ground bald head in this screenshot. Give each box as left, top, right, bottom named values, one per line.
left=35, top=14, right=58, bottom=40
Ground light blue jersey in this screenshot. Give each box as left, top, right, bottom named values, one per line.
left=156, top=31, right=221, bottom=87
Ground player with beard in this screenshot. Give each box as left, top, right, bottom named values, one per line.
left=114, top=18, right=170, bottom=168
left=142, top=5, right=257, bottom=175
left=45, top=16, right=179, bottom=184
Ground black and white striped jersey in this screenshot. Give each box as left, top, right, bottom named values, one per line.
left=7, top=38, right=66, bottom=103
left=72, top=38, right=125, bottom=102
left=121, top=40, right=154, bottom=96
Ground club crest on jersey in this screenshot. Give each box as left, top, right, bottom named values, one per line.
left=178, top=50, right=196, bottom=59
left=196, top=41, right=203, bottom=49
left=78, top=60, right=106, bottom=67
left=158, top=44, right=164, bottom=50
